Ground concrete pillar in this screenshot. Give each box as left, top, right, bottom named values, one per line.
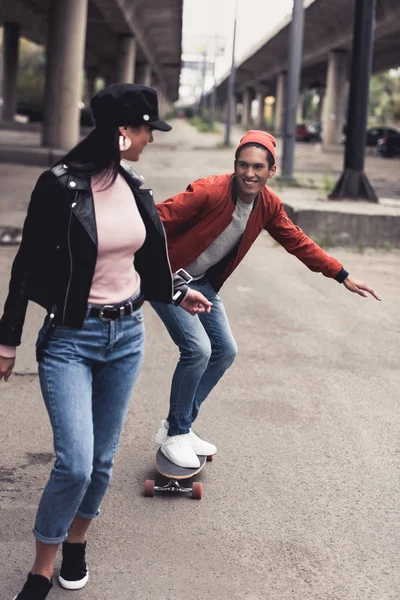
left=116, top=35, right=137, bottom=83
left=241, top=87, right=252, bottom=127
left=296, top=91, right=304, bottom=122
left=273, top=71, right=286, bottom=135
left=234, top=94, right=241, bottom=124
left=256, top=87, right=268, bottom=129
left=215, top=100, right=224, bottom=122
left=323, top=50, right=349, bottom=146
left=158, top=88, right=165, bottom=117
left=135, top=63, right=152, bottom=86
left=316, top=88, right=325, bottom=120
left=2, top=22, right=20, bottom=121
left=42, top=0, right=88, bottom=149
left=85, top=67, right=98, bottom=104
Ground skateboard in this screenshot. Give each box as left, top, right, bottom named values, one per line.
left=144, top=448, right=214, bottom=499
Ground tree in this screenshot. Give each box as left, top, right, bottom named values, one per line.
left=369, top=69, right=400, bottom=124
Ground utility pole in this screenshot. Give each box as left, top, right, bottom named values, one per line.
left=224, top=0, right=238, bottom=147
left=200, top=50, right=207, bottom=117
left=210, top=59, right=217, bottom=127
left=282, top=0, right=305, bottom=180
left=329, top=0, right=378, bottom=201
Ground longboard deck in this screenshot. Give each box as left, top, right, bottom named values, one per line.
left=155, top=448, right=207, bottom=480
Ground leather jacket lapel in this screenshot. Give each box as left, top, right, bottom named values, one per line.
left=64, top=171, right=97, bottom=246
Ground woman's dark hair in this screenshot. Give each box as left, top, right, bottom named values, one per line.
left=58, top=126, right=121, bottom=190
left=235, top=142, right=275, bottom=170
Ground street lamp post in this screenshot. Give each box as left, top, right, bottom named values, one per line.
left=282, top=0, right=305, bottom=180
left=329, top=0, right=378, bottom=202
left=224, top=0, right=238, bottom=147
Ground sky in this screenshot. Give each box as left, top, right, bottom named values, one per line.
left=180, top=0, right=294, bottom=103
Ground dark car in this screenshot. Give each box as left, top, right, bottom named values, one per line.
left=366, top=126, right=400, bottom=146
left=295, top=123, right=320, bottom=142
left=377, top=131, right=400, bottom=158
left=342, top=125, right=400, bottom=146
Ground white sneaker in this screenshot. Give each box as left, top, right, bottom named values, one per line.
left=154, top=419, right=169, bottom=445
left=161, top=434, right=200, bottom=468
left=155, top=420, right=217, bottom=456
left=188, top=430, right=217, bottom=456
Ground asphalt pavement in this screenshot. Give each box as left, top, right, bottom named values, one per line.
left=0, top=120, right=399, bottom=599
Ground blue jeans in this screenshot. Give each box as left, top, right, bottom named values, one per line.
left=151, top=278, right=237, bottom=436
left=34, top=296, right=145, bottom=544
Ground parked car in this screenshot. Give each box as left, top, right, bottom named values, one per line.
left=342, top=125, right=400, bottom=146
left=295, top=123, right=321, bottom=142
left=377, top=131, right=400, bottom=157
left=366, top=126, right=400, bottom=146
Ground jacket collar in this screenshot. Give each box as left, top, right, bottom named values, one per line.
left=52, top=162, right=149, bottom=248
left=51, top=161, right=145, bottom=191
left=231, top=175, right=259, bottom=211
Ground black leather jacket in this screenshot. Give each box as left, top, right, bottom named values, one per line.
left=0, top=161, right=186, bottom=347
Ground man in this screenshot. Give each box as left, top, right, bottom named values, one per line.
left=151, top=130, right=381, bottom=469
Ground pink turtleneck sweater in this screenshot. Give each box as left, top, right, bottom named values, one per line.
left=0, top=173, right=146, bottom=359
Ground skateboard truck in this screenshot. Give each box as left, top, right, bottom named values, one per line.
left=144, top=449, right=214, bottom=499
left=144, top=478, right=202, bottom=499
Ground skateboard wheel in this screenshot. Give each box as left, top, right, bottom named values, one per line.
left=144, top=479, right=155, bottom=497
left=192, top=482, right=203, bottom=499
left=206, top=455, right=214, bottom=462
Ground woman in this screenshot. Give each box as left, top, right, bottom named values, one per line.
left=0, top=83, right=211, bottom=600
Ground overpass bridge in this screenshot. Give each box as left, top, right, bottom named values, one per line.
left=0, top=0, right=182, bottom=148
left=212, top=0, right=400, bottom=146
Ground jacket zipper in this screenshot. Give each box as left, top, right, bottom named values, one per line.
left=62, top=200, right=75, bottom=322
left=160, top=217, right=174, bottom=300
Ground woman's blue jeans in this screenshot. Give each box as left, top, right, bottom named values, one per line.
left=34, top=299, right=145, bottom=544
left=151, top=277, right=237, bottom=436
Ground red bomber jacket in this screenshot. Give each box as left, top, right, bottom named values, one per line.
left=156, top=173, right=346, bottom=292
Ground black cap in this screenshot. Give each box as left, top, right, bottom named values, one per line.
left=91, top=83, right=172, bottom=132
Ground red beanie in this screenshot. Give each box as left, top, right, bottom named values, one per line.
left=236, top=130, right=277, bottom=163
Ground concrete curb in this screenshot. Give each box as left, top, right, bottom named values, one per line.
left=283, top=202, right=400, bottom=248
left=0, top=146, right=64, bottom=167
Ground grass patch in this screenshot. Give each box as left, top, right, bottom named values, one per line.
left=187, top=116, right=217, bottom=133
left=312, top=234, right=333, bottom=249
left=321, top=173, right=335, bottom=195
left=383, top=241, right=393, bottom=251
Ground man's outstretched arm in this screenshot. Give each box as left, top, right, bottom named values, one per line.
left=265, top=200, right=381, bottom=301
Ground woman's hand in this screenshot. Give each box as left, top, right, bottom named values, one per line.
left=179, top=289, right=212, bottom=316
left=0, top=356, right=15, bottom=382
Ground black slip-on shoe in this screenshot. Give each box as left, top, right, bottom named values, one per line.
left=14, top=572, right=53, bottom=599
left=58, top=541, right=89, bottom=590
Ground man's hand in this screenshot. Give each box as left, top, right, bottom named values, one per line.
left=343, top=275, right=381, bottom=300
left=179, top=289, right=212, bottom=316
left=0, top=356, right=15, bottom=382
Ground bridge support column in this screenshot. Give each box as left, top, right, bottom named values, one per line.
left=297, top=91, right=304, bottom=122
left=135, top=63, right=152, bottom=86
left=323, top=50, right=349, bottom=146
left=241, top=87, right=253, bottom=127
left=273, top=72, right=286, bottom=135
left=42, top=0, right=88, bottom=149
left=256, top=87, right=268, bottom=129
left=117, top=35, right=137, bottom=83
left=1, top=22, right=20, bottom=121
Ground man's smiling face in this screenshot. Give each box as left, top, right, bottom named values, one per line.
left=234, top=146, right=276, bottom=203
